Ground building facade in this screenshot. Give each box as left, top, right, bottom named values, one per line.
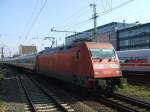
left=65, top=22, right=132, bottom=50
left=117, top=23, right=150, bottom=51
left=19, top=45, right=37, bottom=55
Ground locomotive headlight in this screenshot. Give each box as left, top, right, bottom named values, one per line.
left=95, top=71, right=102, bottom=75
left=94, top=64, right=104, bottom=69
left=116, top=70, right=122, bottom=74
left=110, top=64, right=120, bottom=68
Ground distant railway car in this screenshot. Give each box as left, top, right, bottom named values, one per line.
left=117, top=49, right=150, bottom=72
left=4, top=54, right=36, bottom=70
left=3, top=42, right=122, bottom=93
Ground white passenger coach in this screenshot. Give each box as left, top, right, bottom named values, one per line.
left=117, top=49, right=150, bottom=72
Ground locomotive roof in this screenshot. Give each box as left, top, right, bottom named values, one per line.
left=85, top=42, right=113, bottom=48
left=4, top=42, right=114, bottom=61
left=38, top=42, right=113, bottom=55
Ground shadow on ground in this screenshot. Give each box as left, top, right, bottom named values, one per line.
left=0, top=64, right=25, bottom=104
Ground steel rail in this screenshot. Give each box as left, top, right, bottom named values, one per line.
left=128, top=79, right=150, bottom=86
left=112, top=93, right=150, bottom=110
left=98, top=96, right=140, bottom=112
left=30, top=77, right=74, bottom=112
left=19, top=77, right=37, bottom=112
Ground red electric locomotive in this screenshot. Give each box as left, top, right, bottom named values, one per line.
left=3, top=41, right=122, bottom=93
left=37, top=42, right=122, bottom=92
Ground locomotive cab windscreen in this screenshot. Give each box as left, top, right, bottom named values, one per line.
left=90, top=48, right=116, bottom=60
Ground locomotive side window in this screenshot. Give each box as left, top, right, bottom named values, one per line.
left=76, top=50, right=80, bottom=59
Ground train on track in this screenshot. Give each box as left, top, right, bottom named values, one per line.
left=117, top=49, right=150, bottom=73
left=3, top=41, right=122, bottom=93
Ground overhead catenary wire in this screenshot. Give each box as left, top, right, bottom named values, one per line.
left=12, top=0, right=135, bottom=46
left=55, top=0, right=134, bottom=34
left=52, top=1, right=98, bottom=34
left=101, top=0, right=112, bottom=12
left=4, top=2, right=150, bottom=42
left=52, top=0, right=100, bottom=30
left=22, top=0, right=39, bottom=36
left=0, top=33, right=49, bottom=37
left=56, top=0, right=135, bottom=42
left=113, top=7, right=150, bottom=23
left=55, top=5, right=91, bottom=30
left=25, top=0, right=48, bottom=38
left=100, top=0, right=135, bottom=16
left=55, top=19, right=93, bottom=41
left=59, top=15, right=91, bottom=30
left=62, top=0, right=135, bottom=30
left=55, top=4, right=98, bottom=32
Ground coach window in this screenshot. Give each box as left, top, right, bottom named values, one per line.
left=76, top=50, right=80, bottom=59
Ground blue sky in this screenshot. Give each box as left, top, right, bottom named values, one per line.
left=0, top=0, right=150, bottom=56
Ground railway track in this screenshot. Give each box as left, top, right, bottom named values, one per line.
left=38, top=76, right=150, bottom=112
left=18, top=76, right=75, bottom=112
left=51, top=80, right=150, bottom=112
left=128, top=79, right=150, bottom=87
left=16, top=71, right=150, bottom=112
left=125, top=74, right=150, bottom=87
left=97, top=93, right=150, bottom=112
left=112, top=93, right=150, bottom=109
